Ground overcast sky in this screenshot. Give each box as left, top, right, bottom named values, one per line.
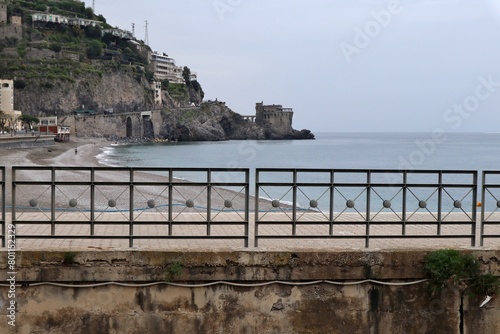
left=83, top=0, right=500, bottom=133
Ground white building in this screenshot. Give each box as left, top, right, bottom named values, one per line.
left=32, top=13, right=102, bottom=28
left=0, top=79, right=22, bottom=130
left=102, top=28, right=134, bottom=40
left=0, top=79, right=14, bottom=114
left=151, top=81, right=162, bottom=105
left=150, top=52, right=185, bottom=84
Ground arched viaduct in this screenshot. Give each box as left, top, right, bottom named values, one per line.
left=64, top=110, right=163, bottom=139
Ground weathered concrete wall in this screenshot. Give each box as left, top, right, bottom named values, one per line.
left=0, top=249, right=499, bottom=334
left=0, top=25, right=22, bottom=41
left=0, top=135, right=55, bottom=149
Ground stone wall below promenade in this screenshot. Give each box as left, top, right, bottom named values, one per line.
left=0, top=135, right=55, bottom=149
left=1, top=249, right=499, bottom=333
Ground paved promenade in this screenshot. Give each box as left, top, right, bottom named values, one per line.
left=4, top=211, right=499, bottom=250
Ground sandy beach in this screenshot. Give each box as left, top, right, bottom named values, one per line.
left=0, top=137, right=109, bottom=168
left=0, top=137, right=258, bottom=213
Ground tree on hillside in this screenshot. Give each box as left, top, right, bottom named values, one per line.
left=87, top=40, right=103, bottom=58
left=85, top=7, right=95, bottom=19
left=84, top=25, right=102, bottom=39
left=19, top=115, right=39, bottom=130
left=161, top=79, right=169, bottom=90
left=183, top=66, right=192, bottom=86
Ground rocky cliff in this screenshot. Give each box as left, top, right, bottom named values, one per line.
left=1, top=0, right=313, bottom=141
left=14, top=67, right=151, bottom=116
left=159, top=102, right=314, bottom=141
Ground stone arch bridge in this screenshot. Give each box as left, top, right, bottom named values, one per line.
left=64, top=110, right=164, bottom=139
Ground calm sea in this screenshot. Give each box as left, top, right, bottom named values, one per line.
left=96, top=132, right=500, bottom=210
left=97, top=132, right=500, bottom=171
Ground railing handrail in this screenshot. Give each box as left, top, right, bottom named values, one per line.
left=0, top=167, right=498, bottom=248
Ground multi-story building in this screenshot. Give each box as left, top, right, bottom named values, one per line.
left=0, top=79, right=22, bottom=130
left=0, top=79, right=14, bottom=114
left=150, top=52, right=185, bottom=84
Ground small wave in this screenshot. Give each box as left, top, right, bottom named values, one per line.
left=96, top=146, right=123, bottom=167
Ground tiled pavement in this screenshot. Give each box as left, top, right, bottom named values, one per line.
left=4, top=211, right=500, bottom=251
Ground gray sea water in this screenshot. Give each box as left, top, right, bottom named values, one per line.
left=97, top=132, right=500, bottom=171
left=96, top=132, right=500, bottom=211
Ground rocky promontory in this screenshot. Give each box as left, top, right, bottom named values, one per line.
left=158, top=102, right=314, bottom=141
left=0, top=0, right=313, bottom=142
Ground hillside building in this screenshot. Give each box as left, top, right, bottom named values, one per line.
left=11, top=15, right=21, bottom=26
left=150, top=52, right=184, bottom=84
left=149, top=51, right=198, bottom=84
left=151, top=81, right=162, bottom=105
left=0, top=79, right=22, bottom=130
left=1, top=79, right=14, bottom=114
left=102, top=28, right=133, bottom=40
left=32, top=13, right=102, bottom=28
left=0, top=1, right=7, bottom=24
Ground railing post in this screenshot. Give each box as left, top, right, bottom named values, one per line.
left=168, top=168, right=173, bottom=236
left=11, top=168, right=16, bottom=242
left=292, top=169, right=297, bottom=237
left=437, top=171, right=443, bottom=236
left=402, top=171, right=407, bottom=236
left=207, top=169, right=212, bottom=237
left=254, top=169, right=260, bottom=247
left=51, top=167, right=56, bottom=236
left=365, top=170, right=371, bottom=248
left=480, top=171, right=486, bottom=247
left=471, top=171, right=477, bottom=247
left=329, top=169, right=334, bottom=236
left=90, top=168, right=95, bottom=236
left=244, top=169, right=249, bottom=247
left=129, top=168, right=134, bottom=248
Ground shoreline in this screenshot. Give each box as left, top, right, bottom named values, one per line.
left=0, top=137, right=111, bottom=168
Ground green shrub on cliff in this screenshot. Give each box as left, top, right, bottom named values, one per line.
left=424, top=249, right=500, bottom=296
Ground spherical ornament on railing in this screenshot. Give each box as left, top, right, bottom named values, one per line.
left=272, top=199, right=280, bottom=208
left=147, top=199, right=156, bottom=209
left=309, top=199, right=318, bottom=208
left=418, top=200, right=427, bottom=209
left=186, top=199, right=195, bottom=208
left=224, top=199, right=233, bottom=208
left=69, top=199, right=78, bottom=208
left=108, top=199, right=116, bottom=208
left=454, top=200, right=462, bottom=209
left=383, top=200, right=391, bottom=209
left=29, top=199, right=38, bottom=208
left=346, top=200, right=355, bottom=209
left=497, top=200, right=500, bottom=208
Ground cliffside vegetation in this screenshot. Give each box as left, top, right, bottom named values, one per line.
left=0, top=0, right=200, bottom=115
left=0, top=0, right=312, bottom=141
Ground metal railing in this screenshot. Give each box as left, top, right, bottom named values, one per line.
left=3, top=167, right=500, bottom=248
left=481, top=171, right=500, bottom=246
left=10, top=167, right=249, bottom=247
left=255, top=169, right=478, bottom=247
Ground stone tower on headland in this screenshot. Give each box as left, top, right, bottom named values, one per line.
left=255, top=102, right=294, bottom=134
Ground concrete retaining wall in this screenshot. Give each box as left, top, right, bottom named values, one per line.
left=1, top=249, right=499, bottom=333
left=0, top=136, right=55, bottom=149
left=70, top=111, right=162, bottom=139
